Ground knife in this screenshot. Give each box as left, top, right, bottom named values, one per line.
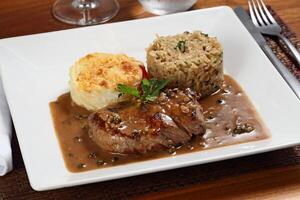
left=234, top=6, right=300, bottom=100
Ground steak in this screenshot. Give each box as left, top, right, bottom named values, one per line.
left=88, top=88, right=205, bottom=154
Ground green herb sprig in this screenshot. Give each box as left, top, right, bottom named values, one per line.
left=117, top=78, right=168, bottom=103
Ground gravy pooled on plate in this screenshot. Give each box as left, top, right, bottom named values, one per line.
left=50, top=75, right=269, bottom=172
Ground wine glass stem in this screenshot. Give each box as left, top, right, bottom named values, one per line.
left=73, top=0, right=99, bottom=23
left=83, top=7, right=90, bottom=23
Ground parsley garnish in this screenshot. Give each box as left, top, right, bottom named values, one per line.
left=117, top=84, right=140, bottom=98
left=117, top=78, right=168, bottom=102
left=176, top=40, right=186, bottom=53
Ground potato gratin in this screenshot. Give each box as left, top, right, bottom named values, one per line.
left=69, top=53, right=143, bottom=110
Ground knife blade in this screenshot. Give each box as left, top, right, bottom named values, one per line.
left=234, top=6, right=300, bottom=100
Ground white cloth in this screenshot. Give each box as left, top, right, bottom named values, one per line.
left=0, top=76, right=12, bottom=176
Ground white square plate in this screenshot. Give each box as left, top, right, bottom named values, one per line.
left=0, top=6, right=299, bottom=191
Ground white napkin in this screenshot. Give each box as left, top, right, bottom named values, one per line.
left=0, top=76, right=12, bottom=176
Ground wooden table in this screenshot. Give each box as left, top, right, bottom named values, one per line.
left=1, top=0, right=299, bottom=38
left=1, top=0, right=300, bottom=199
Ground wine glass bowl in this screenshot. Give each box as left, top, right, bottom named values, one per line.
left=52, top=0, right=120, bottom=26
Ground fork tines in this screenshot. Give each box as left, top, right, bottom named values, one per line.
left=248, top=0, right=278, bottom=27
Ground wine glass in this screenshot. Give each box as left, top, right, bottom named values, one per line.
left=52, top=0, right=120, bottom=26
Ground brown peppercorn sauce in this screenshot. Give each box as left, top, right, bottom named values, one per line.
left=49, top=75, right=269, bottom=172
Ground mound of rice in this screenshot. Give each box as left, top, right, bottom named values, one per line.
left=146, top=31, right=223, bottom=97
left=69, top=53, right=142, bottom=111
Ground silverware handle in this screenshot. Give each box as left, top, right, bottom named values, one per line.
left=262, top=44, right=300, bottom=100
left=278, top=34, right=300, bottom=67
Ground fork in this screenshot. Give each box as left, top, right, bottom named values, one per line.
left=248, top=0, right=300, bottom=67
